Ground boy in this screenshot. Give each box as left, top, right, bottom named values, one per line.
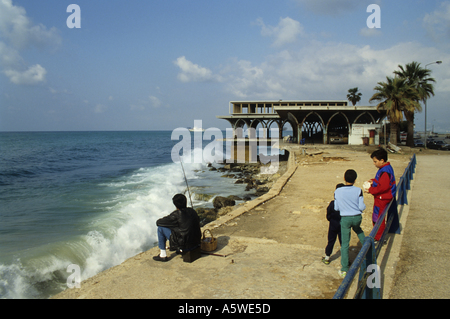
left=334, top=169, right=366, bottom=278
left=322, top=183, right=344, bottom=265
left=365, top=148, right=399, bottom=242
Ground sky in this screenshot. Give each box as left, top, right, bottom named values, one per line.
left=0, top=0, right=449, bottom=132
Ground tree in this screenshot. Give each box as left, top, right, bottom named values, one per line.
left=394, top=61, right=435, bottom=147
left=369, top=77, right=420, bottom=146
left=347, top=87, right=362, bottom=106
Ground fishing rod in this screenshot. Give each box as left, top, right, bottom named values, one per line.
left=201, top=251, right=228, bottom=257
left=179, top=156, right=194, bottom=208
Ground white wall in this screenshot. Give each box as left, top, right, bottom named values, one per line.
left=349, top=124, right=382, bottom=145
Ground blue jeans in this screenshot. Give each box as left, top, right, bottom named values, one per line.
left=157, top=227, right=172, bottom=250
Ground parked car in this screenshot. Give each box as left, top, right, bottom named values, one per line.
left=329, top=132, right=348, bottom=144
left=414, top=139, right=424, bottom=147
left=427, top=140, right=450, bottom=150
left=400, top=132, right=407, bottom=142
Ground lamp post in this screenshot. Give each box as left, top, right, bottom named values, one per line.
left=424, top=61, right=442, bottom=149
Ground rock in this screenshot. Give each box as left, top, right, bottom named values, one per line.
left=193, top=193, right=215, bottom=202
left=217, top=206, right=235, bottom=216
left=213, top=196, right=236, bottom=210
left=268, top=173, right=281, bottom=181
left=221, top=174, right=235, bottom=178
left=195, top=207, right=218, bottom=226
left=256, top=186, right=270, bottom=193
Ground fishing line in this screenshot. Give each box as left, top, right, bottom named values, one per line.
left=179, top=155, right=194, bottom=208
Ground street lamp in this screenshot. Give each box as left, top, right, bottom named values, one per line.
left=424, top=61, right=442, bottom=149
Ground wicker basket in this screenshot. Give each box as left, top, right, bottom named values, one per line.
left=201, top=229, right=217, bottom=252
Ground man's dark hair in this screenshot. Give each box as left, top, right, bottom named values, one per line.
left=172, top=194, right=187, bottom=210
left=371, top=148, right=388, bottom=162
left=344, top=169, right=357, bottom=184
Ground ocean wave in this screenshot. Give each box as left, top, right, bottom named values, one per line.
left=0, top=137, right=244, bottom=299
left=0, top=160, right=204, bottom=299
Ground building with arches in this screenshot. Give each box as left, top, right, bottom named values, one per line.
left=217, top=100, right=387, bottom=145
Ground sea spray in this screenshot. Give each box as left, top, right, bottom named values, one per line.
left=0, top=131, right=252, bottom=298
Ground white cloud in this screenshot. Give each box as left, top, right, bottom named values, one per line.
left=221, top=41, right=450, bottom=100
left=0, top=0, right=61, bottom=50
left=256, top=17, right=304, bottom=47
left=149, top=95, right=161, bottom=108
left=130, top=95, right=167, bottom=111
left=94, top=104, right=107, bottom=114
left=359, top=27, right=382, bottom=37
left=423, top=1, right=450, bottom=43
left=174, top=56, right=222, bottom=83
left=0, top=0, right=61, bottom=85
left=3, top=64, right=47, bottom=85
left=0, top=41, right=21, bottom=66
left=224, top=59, right=286, bottom=99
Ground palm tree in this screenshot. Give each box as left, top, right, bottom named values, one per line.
left=347, top=87, right=362, bottom=106
left=369, top=77, right=420, bottom=146
left=394, top=61, right=436, bottom=147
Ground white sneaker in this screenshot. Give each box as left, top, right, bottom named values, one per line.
left=338, top=270, right=347, bottom=278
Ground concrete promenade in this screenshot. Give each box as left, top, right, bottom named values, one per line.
left=388, top=154, right=450, bottom=299
left=52, top=146, right=449, bottom=299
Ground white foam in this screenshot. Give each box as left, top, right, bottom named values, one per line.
left=0, top=147, right=240, bottom=298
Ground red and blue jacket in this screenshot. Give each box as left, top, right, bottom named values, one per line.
left=369, top=162, right=396, bottom=222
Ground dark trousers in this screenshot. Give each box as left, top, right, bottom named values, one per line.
left=325, top=221, right=342, bottom=256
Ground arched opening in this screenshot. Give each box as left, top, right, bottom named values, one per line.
left=302, top=112, right=324, bottom=144
left=251, top=120, right=267, bottom=138
left=267, top=120, right=281, bottom=139
left=328, top=112, right=349, bottom=144
left=234, top=119, right=250, bottom=138
left=282, top=121, right=294, bottom=137
left=355, top=112, right=375, bottom=124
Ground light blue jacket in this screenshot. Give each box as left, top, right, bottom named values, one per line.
left=334, top=185, right=366, bottom=216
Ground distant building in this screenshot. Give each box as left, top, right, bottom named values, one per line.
left=217, top=100, right=386, bottom=145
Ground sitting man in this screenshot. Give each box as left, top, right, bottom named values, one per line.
left=153, top=194, right=201, bottom=262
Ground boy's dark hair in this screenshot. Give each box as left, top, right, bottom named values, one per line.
left=371, top=148, right=388, bottom=162
left=344, top=170, right=357, bottom=184
left=172, top=194, right=187, bottom=210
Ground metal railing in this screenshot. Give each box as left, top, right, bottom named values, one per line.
left=333, top=154, right=417, bottom=299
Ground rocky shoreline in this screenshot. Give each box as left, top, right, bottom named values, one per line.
left=195, top=160, right=287, bottom=226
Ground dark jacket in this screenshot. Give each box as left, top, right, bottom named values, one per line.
left=156, top=207, right=201, bottom=252
left=326, top=200, right=341, bottom=231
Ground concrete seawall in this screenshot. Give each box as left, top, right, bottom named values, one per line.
left=53, top=145, right=438, bottom=299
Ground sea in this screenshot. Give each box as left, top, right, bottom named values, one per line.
left=0, top=130, right=282, bottom=299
